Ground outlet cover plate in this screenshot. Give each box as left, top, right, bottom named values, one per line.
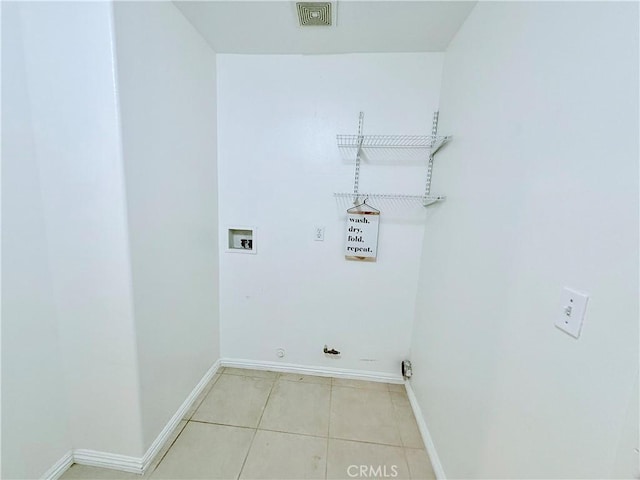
left=555, top=287, right=589, bottom=338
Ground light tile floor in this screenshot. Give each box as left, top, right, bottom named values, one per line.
left=61, top=368, right=436, bottom=480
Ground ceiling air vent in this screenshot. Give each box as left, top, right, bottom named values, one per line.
left=297, top=2, right=332, bottom=26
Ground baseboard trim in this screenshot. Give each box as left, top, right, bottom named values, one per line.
left=59, top=360, right=222, bottom=476
left=220, top=358, right=404, bottom=383
left=220, top=357, right=404, bottom=384
left=72, top=449, right=142, bottom=474
left=140, top=358, right=221, bottom=471
left=405, top=382, right=446, bottom=480
left=41, top=451, right=73, bottom=480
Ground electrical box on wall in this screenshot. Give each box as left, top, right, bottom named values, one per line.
left=226, top=226, right=256, bottom=254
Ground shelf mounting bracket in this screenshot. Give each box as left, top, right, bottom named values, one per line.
left=424, top=111, right=439, bottom=199
left=352, top=111, right=365, bottom=203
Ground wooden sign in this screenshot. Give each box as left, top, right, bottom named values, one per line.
left=344, top=206, right=380, bottom=261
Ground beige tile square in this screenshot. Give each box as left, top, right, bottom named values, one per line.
left=151, top=422, right=254, bottom=479
left=259, top=380, right=330, bottom=436
left=224, top=367, right=278, bottom=379
left=388, top=383, right=406, bottom=392
left=144, top=420, right=188, bottom=476
left=330, top=386, right=401, bottom=446
left=183, top=374, right=221, bottom=420
left=405, top=448, right=436, bottom=480
left=332, top=378, right=389, bottom=391
left=240, top=430, right=327, bottom=479
left=61, top=465, right=140, bottom=480
left=192, top=374, right=273, bottom=428
left=278, top=372, right=332, bottom=385
left=390, top=392, right=423, bottom=449
left=326, top=439, right=410, bottom=480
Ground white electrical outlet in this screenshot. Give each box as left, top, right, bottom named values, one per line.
left=276, top=348, right=285, bottom=358
left=314, top=226, right=325, bottom=241
left=555, top=287, right=589, bottom=338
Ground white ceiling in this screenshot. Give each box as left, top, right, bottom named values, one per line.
left=173, top=1, right=477, bottom=54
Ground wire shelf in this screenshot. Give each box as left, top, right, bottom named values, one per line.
left=336, top=111, right=450, bottom=210
left=333, top=192, right=445, bottom=207
left=336, top=134, right=451, bottom=153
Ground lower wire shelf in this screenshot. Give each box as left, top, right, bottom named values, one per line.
left=333, top=192, right=445, bottom=207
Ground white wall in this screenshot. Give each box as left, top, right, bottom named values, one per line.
left=2, top=1, right=220, bottom=470
left=217, top=54, right=443, bottom=376
left=411, top=2, right=639, bottom=478
left=113, top=2, right=220, bottom=449
left=1, top=3, right=72, bottom=477
left=613, top=372, right=639, bottom=479
left=4, top=1, right=145, bottom=459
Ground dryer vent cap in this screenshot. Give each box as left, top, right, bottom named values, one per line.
left=297, top=2, right=332, bottom=26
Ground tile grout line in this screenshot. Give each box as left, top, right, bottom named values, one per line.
left=146, top=373, right=224, bottom=476
left=236, top=429, right=258, bottom=480
left=401, top=442, right=413, bottom=479
left=389, top=387, right=413, bottom=478
left=235, top=373, right=279, bottom=480
left=255, top=426, right=328, bottom=441
left=222, top=369, right=279, bottom=381
left=189, top=419, right=256, bottom=431
left=188, top=417, right=413, bottom=450
left=145, top=420, right=189, bottom=477
left=188, top=420, right=327, bottom=441
left=225, top=369, right=392, bottom=391
left=388, top=388, right=404, bottom=446
left=326, top=436, right=405, bottom=449
left=225, top=368, right=400, bottom=389
left=391, top=390, right=427, bottom=450
left=326, top=382, right=333, bottom=480
left=278, top=379, right=332, bottom=385
left=184, top=373, right=223, bottom=422
left=332, top=384, right=391, bottom=392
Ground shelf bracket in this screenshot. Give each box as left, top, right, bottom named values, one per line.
left=424, top=111, right=439, bottom=199
left=352, top=111, right=365, bottom=202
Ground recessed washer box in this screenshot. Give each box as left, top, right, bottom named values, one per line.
left=226, top=226, right=256, bottom=254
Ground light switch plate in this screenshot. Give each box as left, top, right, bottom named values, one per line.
left=556, top=287, right=589, bottom=338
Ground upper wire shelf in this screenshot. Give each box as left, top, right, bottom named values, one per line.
left=336, top=134, right=451, bottom=154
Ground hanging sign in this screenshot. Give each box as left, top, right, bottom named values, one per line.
left=344, top=204, right=380, bottom=262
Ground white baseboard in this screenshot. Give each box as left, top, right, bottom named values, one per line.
left=41, top=451, right=73, bottom=480
left=72, top=449, right=142, bottom=474
left=220, top=357, right=404, bottom=384
left=140, top=359, right=221, bottom=471
left=58, top=360, right=222, bottom=476
left=405, top=382, right=446, bottom=480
